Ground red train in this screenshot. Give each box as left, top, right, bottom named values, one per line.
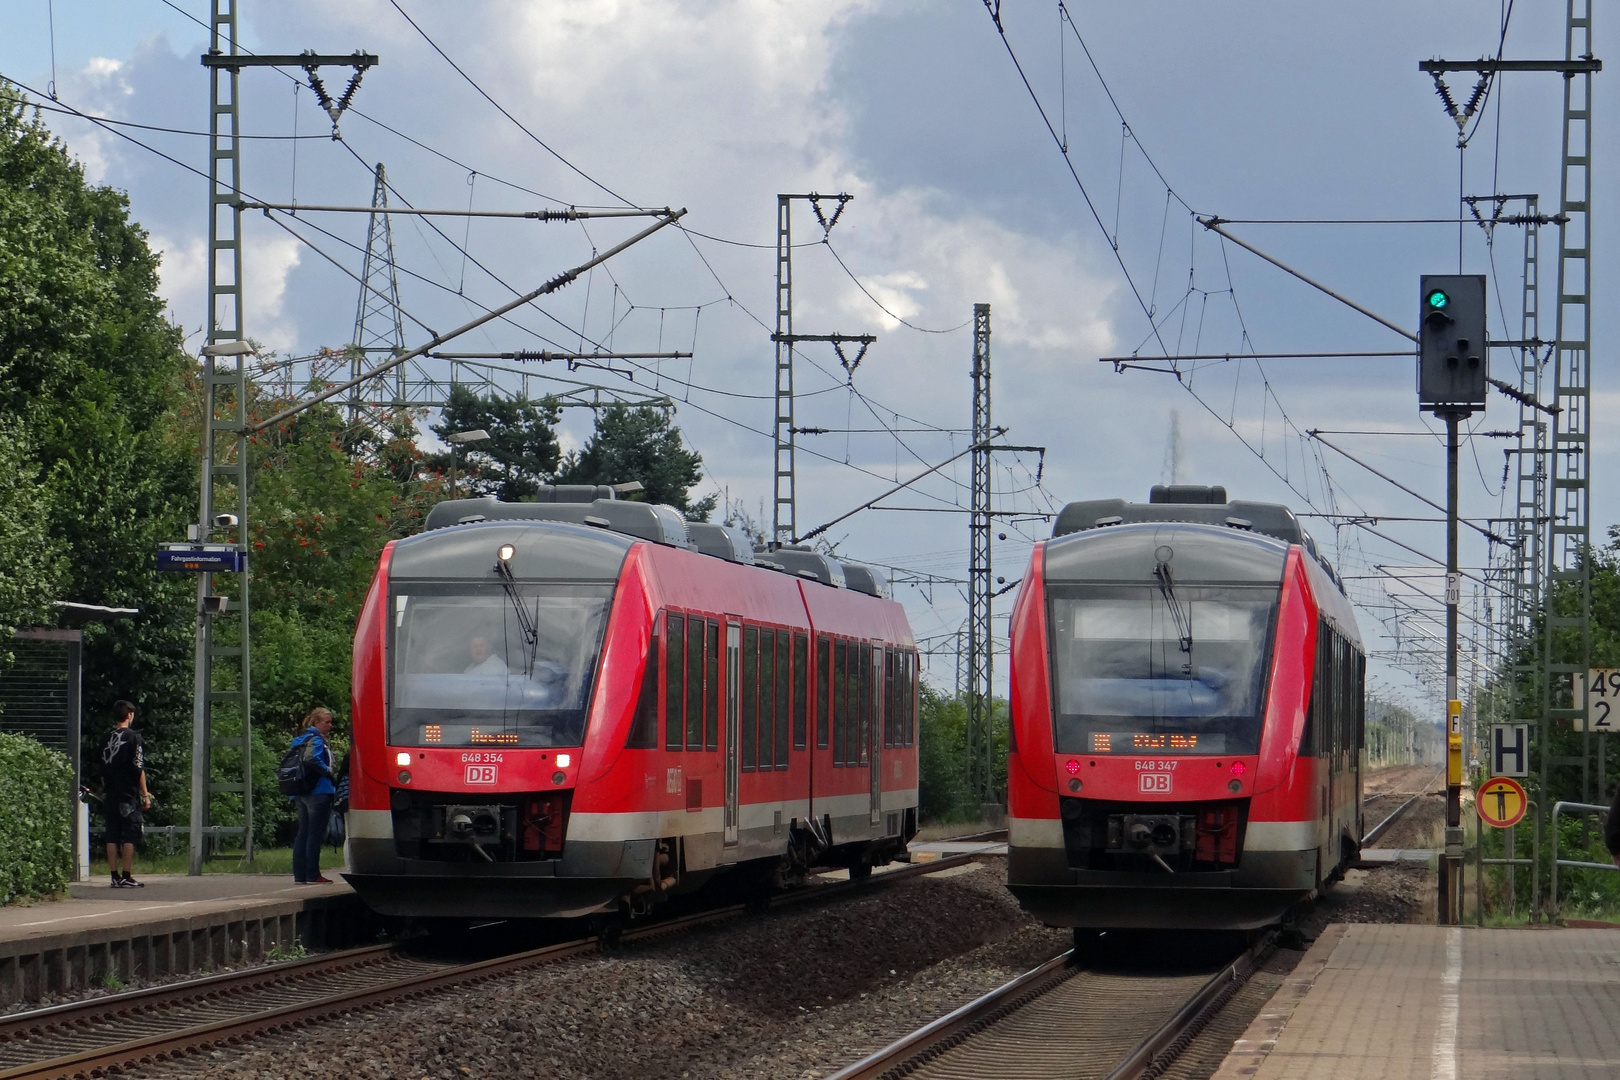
left=344, top=491, right=920, bottom=922
left=1005, top=486, right=1364, bottom=932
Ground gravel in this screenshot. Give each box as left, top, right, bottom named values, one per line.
left=106, top=767, right=1445, bottom=1080
left=121, top=861, right=1068, bottom=1080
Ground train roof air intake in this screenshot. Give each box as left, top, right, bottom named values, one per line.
left=1149, top=485, right=1227, bottom=504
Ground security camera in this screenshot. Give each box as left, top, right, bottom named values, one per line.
left=212, top=514, right=238, bottom=529
left=202, top=595, right=230, bottom=615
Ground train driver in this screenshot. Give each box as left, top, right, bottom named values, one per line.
left=464, top=634, right=509, bottom=675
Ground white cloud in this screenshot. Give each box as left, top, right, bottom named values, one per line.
left=148, top=232, right=206, bottom=332
left=241, top=225, right=304, bottom=353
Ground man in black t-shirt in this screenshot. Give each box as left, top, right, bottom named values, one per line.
left=101, top=700, right=152, bottom=888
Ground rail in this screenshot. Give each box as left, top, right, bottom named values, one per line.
left=1550, top=801, right=1620, bottom=913
left=0, top=854, right=974, bottom=1079
left=824, top=932, right=1273, bottom=1080
left=1359, top=766, right=1445, bottom=847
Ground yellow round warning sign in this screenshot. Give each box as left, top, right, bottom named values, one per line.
left=1477, top=776, right=1528, bottom=829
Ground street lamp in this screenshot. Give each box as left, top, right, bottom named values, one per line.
left=446, top=429, right=491, bottom=499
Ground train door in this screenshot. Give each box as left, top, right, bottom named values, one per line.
left=724, top=622, right=740, bottom=846
left=869, top=642, right=882, bottom=827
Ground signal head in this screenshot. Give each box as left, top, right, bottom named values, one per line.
left=1426, top=288, right=1450, bottom=310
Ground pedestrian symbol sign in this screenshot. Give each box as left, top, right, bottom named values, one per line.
left=1477, top=776, right=1527, bottom=829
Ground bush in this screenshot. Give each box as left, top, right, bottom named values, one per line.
left=0, top=731, right=73, bottom=902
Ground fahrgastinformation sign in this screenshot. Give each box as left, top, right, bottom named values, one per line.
left=156, top=543, right=247, bottom=573
left=1477, top=775, right=1528, bottom=829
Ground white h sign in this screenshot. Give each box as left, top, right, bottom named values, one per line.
left=1490, top=723, right=1529, bottom=777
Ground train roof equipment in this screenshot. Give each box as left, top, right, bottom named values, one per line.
left=1052, top=485, right=1342, bottom=592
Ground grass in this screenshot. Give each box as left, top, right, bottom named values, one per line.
left=266, top=940, right=309, bottom=962
left=91, top=846, right=347, bottom=877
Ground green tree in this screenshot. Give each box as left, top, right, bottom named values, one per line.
left=0, top=86, right=197, bottom=815
left=235, top=384, right=432, bottom=843
left=0, top=423, right=64, bottom=650
left=430, top=384, right=561, bottom=502
left=556, top=404, right=716, bottom=519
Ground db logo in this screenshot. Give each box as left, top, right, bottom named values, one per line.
left=1138, top=772, right=1172, bottom=794
left=465, top=765, right=498, bottom=785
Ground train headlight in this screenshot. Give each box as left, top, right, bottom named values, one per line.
left=552, top=771, right=567, bottom=785
left=498, top=543, right=516, bottom=563
left=1068, top=778, right=1082, bottom=793
left=395, top=752, right=412, bottom=766
left=398, top=770, right=412, bottom=784
left=556, top=753, right=571, bottom=768
left=1228, top=779, right=1242, bottom=793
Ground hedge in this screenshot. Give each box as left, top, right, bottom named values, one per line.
left=0, top=731, right=73, bottom=902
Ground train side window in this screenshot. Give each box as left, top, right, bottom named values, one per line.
left=890, top=648, right=902, bottom=748
left=793, top=632, right=809, bottom=751
left=774, top=630, right=790, bottom=768
left=758, top=628, right=776, bottom=771
left=665, top=613, right=685, bottom=751
left=742, top=626, right=758, bottom=772
left=686, top=615, right=705, bottom=751
left=706, top=620, right=720, bottom=752
left=909, top=650, right=919, bottom=747
left=626, top=618, right=659, bottom=748
left=1354, top=651, right=1366, bottom=751
left=816, top=635, right=831, bottom=749
left=833, top=639, right=847, bottom=767
left=858, top=642, right=873, bottom=766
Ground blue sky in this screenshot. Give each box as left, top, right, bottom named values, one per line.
left=2, top=1, right=1605, bottom=714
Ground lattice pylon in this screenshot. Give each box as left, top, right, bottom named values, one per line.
left=350, top=162, right=407, bottom=419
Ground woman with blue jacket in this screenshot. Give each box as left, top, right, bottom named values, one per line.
left=290, top=708, right=337, bottom=884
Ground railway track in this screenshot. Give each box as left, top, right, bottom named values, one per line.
left=0, top=855, right=974, bottom=1080
left=825, top=932, right=1273, bottom=1080
left=1361, top=766, right=1446, bottom=847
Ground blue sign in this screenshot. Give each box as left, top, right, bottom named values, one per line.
left=157, top=544, right=246, bottom=573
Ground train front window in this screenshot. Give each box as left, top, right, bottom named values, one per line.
left=389, top=584, right=613, bottom=748
left=1048, top=585, right=1276, bottom=755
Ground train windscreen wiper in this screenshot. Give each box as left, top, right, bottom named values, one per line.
left=494, top=545, right=540, bottom=675
left=1153, top=560, right=1194, bottom=675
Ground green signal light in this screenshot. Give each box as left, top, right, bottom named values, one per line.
left=1426, top=289, right=1450, bottom=310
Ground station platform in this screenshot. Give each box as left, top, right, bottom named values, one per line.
left=906, top=840, right=1009, bottom=861
left=1214, top=923, right=1620, bottom=1079
left=0, top=871, right=372, bottom=1007
left=1358, top=848, right=1439, bottom=864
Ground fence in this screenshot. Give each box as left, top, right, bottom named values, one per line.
left=0, top=630, right=85, bottom=879
left=1550, top=801, right=1620, bottom=912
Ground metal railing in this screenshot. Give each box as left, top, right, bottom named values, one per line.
left=1550, top=801, right=1620, bottom=912
left=1475, top=800, right=1538, bottom=925
left=89, top=824, right=248, bottom=857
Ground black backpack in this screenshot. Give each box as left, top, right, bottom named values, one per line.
left=276, top=741, right=318, bottom=797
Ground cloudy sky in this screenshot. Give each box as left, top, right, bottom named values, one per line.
left=3, top=1, right=1607, bottom=712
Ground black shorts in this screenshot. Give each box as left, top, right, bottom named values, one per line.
left=105, top=801, right=143, bottom=846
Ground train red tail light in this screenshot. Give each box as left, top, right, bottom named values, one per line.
left=1229, top=760, right=1247, bottom=775
left=1065, top=758, right=1081, bottom=775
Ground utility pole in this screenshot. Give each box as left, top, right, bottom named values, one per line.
left=770, top=194, right=875, bottom=547
left=1422, top=12, right=1602, bottom=921
left=351, top=162, right=407, bottom=419
left=189, top=4, right=376, bottom=874
left=967, top=304, right=995, bottom=807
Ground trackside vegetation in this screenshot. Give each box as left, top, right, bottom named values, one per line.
left=0, top=732, right=73, bottom=902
